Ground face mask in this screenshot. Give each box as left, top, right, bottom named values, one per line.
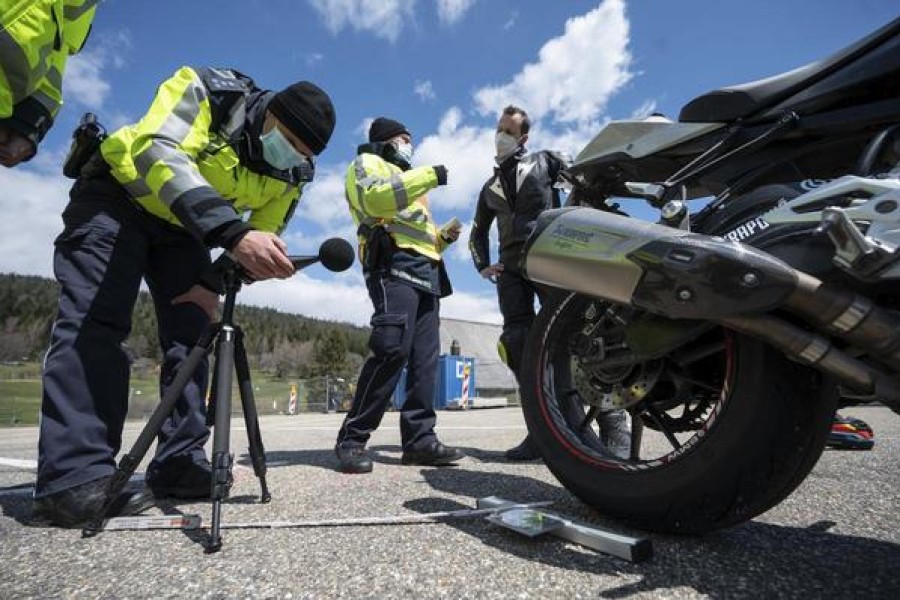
left=394, top=142, right=414, bottom=166
left=260, top=126, right=307, bottom=171
left=495, top=131, right=520, bottom=160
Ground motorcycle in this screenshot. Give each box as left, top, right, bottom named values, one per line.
left=518, top=17, right=900, bottom=534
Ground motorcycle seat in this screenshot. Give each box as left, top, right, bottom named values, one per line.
left=679, top=17, right=900, bottom=124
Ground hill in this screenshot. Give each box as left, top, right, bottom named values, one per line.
left=0, top=272, right=369, bottom=380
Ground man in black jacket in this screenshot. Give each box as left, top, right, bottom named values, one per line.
left=468, top=105, right=630, bottom=460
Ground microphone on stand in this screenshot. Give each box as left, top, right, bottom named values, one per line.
left=288, top=237, right=355, bottom=272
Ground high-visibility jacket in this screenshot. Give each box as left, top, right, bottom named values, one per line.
left=345, top=151, right=449, bottom=263
left=101, top=66, right=304, bottom=246
left=0, top=0, right=98, bottom=143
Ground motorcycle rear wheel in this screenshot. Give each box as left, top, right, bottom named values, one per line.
left=521, top=293, right=838, bottom=534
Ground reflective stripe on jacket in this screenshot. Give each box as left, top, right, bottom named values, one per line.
left=0, top=0, right=97, bottom=140
left=345, top=151, right=447, bottom=262
left=100, top=66, right=302, bottom=243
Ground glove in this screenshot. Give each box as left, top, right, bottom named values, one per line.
left=433, top=165, right=448, bottom=186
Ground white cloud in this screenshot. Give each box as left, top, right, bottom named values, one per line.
left=235, top=271, right=500, bottom=326
left=413, top=79, right=436, bottom=101
left=236, top=273, right=373, bottom=326
left=0, top=167, right=71, bottom=277
left=304, top=52, right=325, bottom=67
left=474, top=0, right=632, bottom=124
left=440, top=289, right=501, bottom=324
left=435, top=0, right=477, bottom=25
left=413, top=107, right=496, bottom=212
left=355, top=117, right=375, bottom=138
left=295, top=165, right=353, bottom=232
left=307, top=0, right=416, bottom=43
left=629, top=99, right=658, bottom=120
left=503, top=9, right=519, bottom=30
left=62, top=29, right=131, bottom=110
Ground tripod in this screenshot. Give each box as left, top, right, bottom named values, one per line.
left=83, top=266, right=270, bottom=553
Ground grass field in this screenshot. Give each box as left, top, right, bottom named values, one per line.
left=0, top=363, right=334, bottom=427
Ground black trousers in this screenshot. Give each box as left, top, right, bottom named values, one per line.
left=36, top=178, right=212, bottom=497
left=496, top=269, right=549, bottom=382
left=336, top=275, right=440, bottom=451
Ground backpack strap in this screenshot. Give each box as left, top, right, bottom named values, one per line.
left=194, top=67, right=257, bottom=138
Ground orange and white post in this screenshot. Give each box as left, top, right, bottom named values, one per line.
left=460, top=363, right=471, bottom=409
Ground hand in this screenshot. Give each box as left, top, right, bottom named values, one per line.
left=442, top=223, right=462, bottom=243
left=172, top=285, right=219, bottom=320
left=231, top=231, right=295, bottom=281
left=480, top=263, right=504, bottom=283
left=0, top=126, right=35, bottom=168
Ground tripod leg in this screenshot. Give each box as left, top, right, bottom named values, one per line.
left=208, top=324, right=236, bottom=553
left=234, top=328, right=271, bottom=503
left=83, top=323, right=220, bottom=537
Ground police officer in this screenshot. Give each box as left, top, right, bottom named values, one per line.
left=335, top=117, right=465, bottom=473
left=33, top=65, right=336, bottom=527
left=469, top=105, right=631, bottom=461
left=0, top=0, right=98, bottom=167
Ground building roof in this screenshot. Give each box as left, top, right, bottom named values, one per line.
left=439, top=318, right=518, bottom=392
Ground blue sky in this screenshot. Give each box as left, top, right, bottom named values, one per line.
left=1, top=0, right=897, bottom=325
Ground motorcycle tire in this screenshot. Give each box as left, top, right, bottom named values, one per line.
left=521, top=293, right=839, bottom=534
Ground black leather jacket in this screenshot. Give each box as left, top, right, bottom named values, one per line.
left=469, top=149, right=570, bottom=274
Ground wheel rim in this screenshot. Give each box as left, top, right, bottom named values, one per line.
left=533, top=294, right=736, bottom=471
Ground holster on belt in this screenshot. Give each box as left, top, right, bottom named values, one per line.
left=358, top=223, right=393, bottom=272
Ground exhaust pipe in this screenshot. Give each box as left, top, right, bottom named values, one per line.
left=523, top=207, right=900, bottom=400
left=721, top=313, right=900, bottom=411
left=523, top=208, right=800, bottom=321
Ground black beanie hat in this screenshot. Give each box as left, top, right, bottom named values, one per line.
left=269, top=81, right=336, bottom=155
left=368, top=117, right=410, bottom=143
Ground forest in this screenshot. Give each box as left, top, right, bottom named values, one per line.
left=0, top=272, right=370, bottom=382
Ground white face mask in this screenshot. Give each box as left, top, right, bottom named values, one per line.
left=495, top=131, right=520, bottom=160
left=394, top=142, right=414, bottom=165
left=260, top=126, right=307, bottom=171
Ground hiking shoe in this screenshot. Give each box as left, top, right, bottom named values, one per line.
left=31, top=476, right=155, bottom=528
left=147, top=457, right=213, bottom=499
left=335, top=445, right=373, bottom=474
left=401, top=441, right=464, bottom=466
left=599, top=409, right=632, bottom=459
left=826, top=414, right=874, bottom=450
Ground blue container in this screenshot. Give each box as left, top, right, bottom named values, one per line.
left=390, top=355, right=477, bottom=410
left=435, top=355, right=476, bottom=409
left=391, top=368, right=408, bottom=409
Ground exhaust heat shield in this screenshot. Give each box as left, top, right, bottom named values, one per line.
left=523, top=208, right=799, bottom=320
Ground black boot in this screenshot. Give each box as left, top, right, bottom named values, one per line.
left=335, top=445, right=373, bottom=474
left=147, top=456, right=213, bottom=499
left=401, top=441, right=465, bottom=466
left=505, top=435, right=541, bottom=461
left=31, top=476, right=156, bottom=528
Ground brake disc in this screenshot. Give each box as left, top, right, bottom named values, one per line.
left=573, top=358, right=664, bottom=410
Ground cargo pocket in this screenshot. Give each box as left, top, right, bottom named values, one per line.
left=369, top=313, right=408, bottom=358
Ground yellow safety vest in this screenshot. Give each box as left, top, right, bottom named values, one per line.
left=345, top=152, right=449, bottom=262
left=101, top=66, right=302, bottom=241
left=0, top=0, right=97, bottom=137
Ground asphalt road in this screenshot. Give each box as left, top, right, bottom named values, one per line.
left=1, top=405, right=897, bottom=599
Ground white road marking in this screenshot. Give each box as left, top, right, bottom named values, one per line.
left=0, top=458, right=36, bottom=470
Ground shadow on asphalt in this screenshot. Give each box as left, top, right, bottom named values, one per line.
left=252, top=444, right=523, bottom=472
left=410, top=467, right=900, bottom=596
